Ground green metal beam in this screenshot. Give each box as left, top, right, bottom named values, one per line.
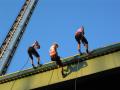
left=0, top=42, right=120, bottom=90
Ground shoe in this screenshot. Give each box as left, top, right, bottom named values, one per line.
left=32, top=64, right=36, bottom=69
left=61, top=70, right=68, bottom=78
left=38, top=64, right=42, bottom=67
left=80, top=52, right=83, bottom=55
left=86, top=51, right=91, bottom=55
left=38, top=62, right=40, bottom=65
left=78, top=49, right=83, bottom=55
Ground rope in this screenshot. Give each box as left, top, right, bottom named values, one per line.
left=44, top=69, right=54, bottom=90
left=74, top=58, right=80, bottom=90
left=10, top=57, right=29, bottom=90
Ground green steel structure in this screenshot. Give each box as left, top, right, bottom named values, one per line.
left=0, top=42, right=120, bottom=90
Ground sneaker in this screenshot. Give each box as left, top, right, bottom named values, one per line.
left=61, top=70, right=68, bottom=78
left=79, top=52, right=83, bottom=55
left=38, top=64, right=42, bottom=67
left=32, top=64, right=36, bottom=69
left=38, top=62, right=40, bottom=65
left=86, top=51, right=91, bottom=55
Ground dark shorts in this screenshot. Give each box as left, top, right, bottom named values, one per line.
left=75, top=32, right=88, bottom=45
left=28, top=47, right=40, bottom=60
left=51, top=55, right=63, bottom=66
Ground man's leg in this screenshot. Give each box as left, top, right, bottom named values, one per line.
left=85, top=44, right=89, bottom=53
left=56, top=56, right=65, bottom=75
left=75, top=35, right=82, bottom=54
left=82, top=36, right=89, bottom=54
left=78, top=43, right=83, bottom=55
left=37, top=57, right=40, bottom=64
left=29, top=59, right=36, bottom=68
left=28, top=49, right=36, bottom=68
left=33, top=49, right=42, bottom=66
left=37, top=57, right=42, bottom=66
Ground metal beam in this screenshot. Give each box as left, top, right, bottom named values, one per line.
left=0, top=43, right=120, bottom=90
left=0, top=0, right=39, bottom=75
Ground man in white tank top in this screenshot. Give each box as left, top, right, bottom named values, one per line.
left=49, top=43, right=64, bottom=75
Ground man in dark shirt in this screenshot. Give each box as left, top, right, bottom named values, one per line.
left=28, top=41, right=42, bottom=68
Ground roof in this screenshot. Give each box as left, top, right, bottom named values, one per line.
left=0, top=42, right=120, bottom=84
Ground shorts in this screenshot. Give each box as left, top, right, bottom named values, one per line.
left=75, top=32, right=88, bottom=45
left=28, top=47, right=40, bottom=60
left=51, top=55, right=62, bottom=66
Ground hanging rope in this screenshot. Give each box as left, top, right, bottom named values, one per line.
left=10, top=57, right=29, bottom=90
left=74, top=58, right=80, bottom=90
left=44, top=69, right=54, bottom=90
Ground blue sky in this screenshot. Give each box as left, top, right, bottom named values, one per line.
left=0, top=0, right=120, bottom=74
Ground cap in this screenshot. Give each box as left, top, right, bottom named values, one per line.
left=52, top=42, right=58, bottom=47
left=33, top=41, right=40, bottom=49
